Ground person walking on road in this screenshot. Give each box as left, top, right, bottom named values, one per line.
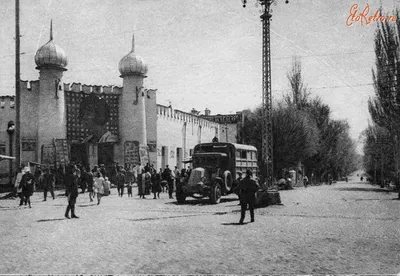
left=20, top=166, right=36, bottom=208
left=238, top=169, right=259, bottom=224
left=116, top=169, right=126, bottom=197
left=94, top=172, right=105, bottom=205
left=64, top=165, right=79, bottom=219
left=42, top=167, right=55, bottom=201
left=163, top=165, right=174, bottom=199
left=86, top=168, right=95, bottom=202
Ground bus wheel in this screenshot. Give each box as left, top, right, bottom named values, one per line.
left=210, top=183, right=221, bottom=204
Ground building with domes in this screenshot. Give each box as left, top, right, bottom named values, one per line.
left=0, top=23, right=244, bottom=178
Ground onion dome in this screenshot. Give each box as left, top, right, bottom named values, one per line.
left=34, top=21, right=68, bottom=70
left=119, top=34, right=148, bottom=77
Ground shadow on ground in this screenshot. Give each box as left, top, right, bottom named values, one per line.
left=335, top=187, right=393, bottom=193
left=37, top=218, right=67, bottom=222
left=221, top=222, right=248, bottom=226
left=167, top=197, right=238, bottom=206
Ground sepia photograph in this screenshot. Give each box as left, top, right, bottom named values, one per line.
left=0, top=0, right=399, bottom=274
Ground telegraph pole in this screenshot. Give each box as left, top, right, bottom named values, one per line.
left=15, top=0, right=21, bottom=169
left=241, top=0, right=288, bottom=188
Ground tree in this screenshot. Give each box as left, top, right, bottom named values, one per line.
left=368, top=9, right=400, bottom=197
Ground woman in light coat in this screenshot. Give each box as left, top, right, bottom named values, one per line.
left=93, top=172, right=105, bottom=205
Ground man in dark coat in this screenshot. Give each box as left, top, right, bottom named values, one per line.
left=20, top=167, right=36, bottom=208
left=163, top=165, right=174, bottom=199
left=116, top=170, right=126, bottom=197
left=65, top=165, right=79, bottom=219
left=238, top=169, right=259, bottom=224
left=42, top=167, right=55, bottom=201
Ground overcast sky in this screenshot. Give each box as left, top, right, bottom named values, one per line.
left=1, top=0, right=399, bottom=153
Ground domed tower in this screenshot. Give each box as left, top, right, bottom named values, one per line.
left=119, top=34, right=148, bottom=149
left=34, top=21, right=67, bottom=162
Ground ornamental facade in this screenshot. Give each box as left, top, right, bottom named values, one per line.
left=0, top=26, right=243, bottom=178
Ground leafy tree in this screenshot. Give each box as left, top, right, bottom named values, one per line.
left=368, top=9, right=400, bottom=196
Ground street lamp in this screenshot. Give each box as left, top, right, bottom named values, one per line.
left=241, top=0, right=288, bottom=188
left=6, top=121, right=15, bottom=185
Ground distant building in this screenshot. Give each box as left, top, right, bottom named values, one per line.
left=0, top=25, right=244, bottom=176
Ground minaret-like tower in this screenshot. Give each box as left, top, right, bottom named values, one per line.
left=34, top=21, right=68, bottom=163
left=118, top=34, right=148, bottom=157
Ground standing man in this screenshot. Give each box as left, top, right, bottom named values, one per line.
left=65, top=165, right=79, bottom=219
left=163, top=165, right=174, bottom=199
left=116, top=169, right=126, bottom=197
left=34, top=165, right=42, bottom=189
left=238, top=169, right=259, bottom=224
left=42, top=167, right=55, bottom=201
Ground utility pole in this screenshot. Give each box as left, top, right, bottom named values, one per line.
left=241, top=0, right=288, bottom=188
left=15, top=0, right=21, bottom=169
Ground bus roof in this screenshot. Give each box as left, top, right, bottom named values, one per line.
left=195, top=142, right=257, bottom=151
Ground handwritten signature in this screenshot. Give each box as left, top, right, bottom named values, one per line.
left=346, top=4, right=397, bottom=26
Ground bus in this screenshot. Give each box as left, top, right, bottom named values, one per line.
left=176, top=142, right=259, bottom=204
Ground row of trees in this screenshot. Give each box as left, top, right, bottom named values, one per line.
left=241, top=58, right=359, bottom=183
left=363, top=9, right=400, bottom=197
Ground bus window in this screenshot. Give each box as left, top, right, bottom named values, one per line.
left=241, top=151, right=247, bottom=159
left=236, top=151, right=240, bottom=158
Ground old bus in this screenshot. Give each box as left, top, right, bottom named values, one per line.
left=176, top=142, right=258, bottom=204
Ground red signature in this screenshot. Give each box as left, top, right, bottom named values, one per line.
left=346, top=4, right=397, bottom=26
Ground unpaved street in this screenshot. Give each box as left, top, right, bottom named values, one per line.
left=0, top=172, right=399, bottom=274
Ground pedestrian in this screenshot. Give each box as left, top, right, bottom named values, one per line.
left=174, top=165, right=180, bottom=182
left=138, top=170, right=146, bottom=199
left=100, top=164, right=107, bottom=179
left=64, top=164, right=79, bottom=219
left=163, top=165, right=174, bottom=199
left=103, top=176, right=111, bottom=196
left=116, top=169, right=126, bottom=197
left=86, top=167, right=94, bottom=202
left=303, top=175, right=309, bottom=188
left=127, top=180, right=133, bottom=197
left=152, top=170, right=161, bottom=199
left=14, top=166, right=25, bottom=206
left=80, top=167, right=90, bottom=194
left=34, top=165, right=42, bottom=189
left=94, top=172, right=105, bottom=205
left=144, top=170, right=152, bottom=196
left=42, top=167, right=55, bottom=201
left=238, top=169, right=259, bottom=224
left=20, top=166, right=36, bottom=208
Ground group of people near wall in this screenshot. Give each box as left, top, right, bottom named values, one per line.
left=13, top=161, right=192, bottom=219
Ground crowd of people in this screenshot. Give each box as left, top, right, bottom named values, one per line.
left=13, top=161, right=261, bottom=225
left=13, top=161, right=192, bottom=218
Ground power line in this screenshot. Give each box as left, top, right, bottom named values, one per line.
left=273, top=83, right=374, bottom=92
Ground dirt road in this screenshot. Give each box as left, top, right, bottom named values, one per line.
left=0, top=171, right=399, bottom=274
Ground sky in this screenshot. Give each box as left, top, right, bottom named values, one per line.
left=1, top=0, right=399, bottom=154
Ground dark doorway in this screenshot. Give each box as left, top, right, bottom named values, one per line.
left=70, top=143, right=88, bottom=168
left=98, top=143, right=114, bottom=166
